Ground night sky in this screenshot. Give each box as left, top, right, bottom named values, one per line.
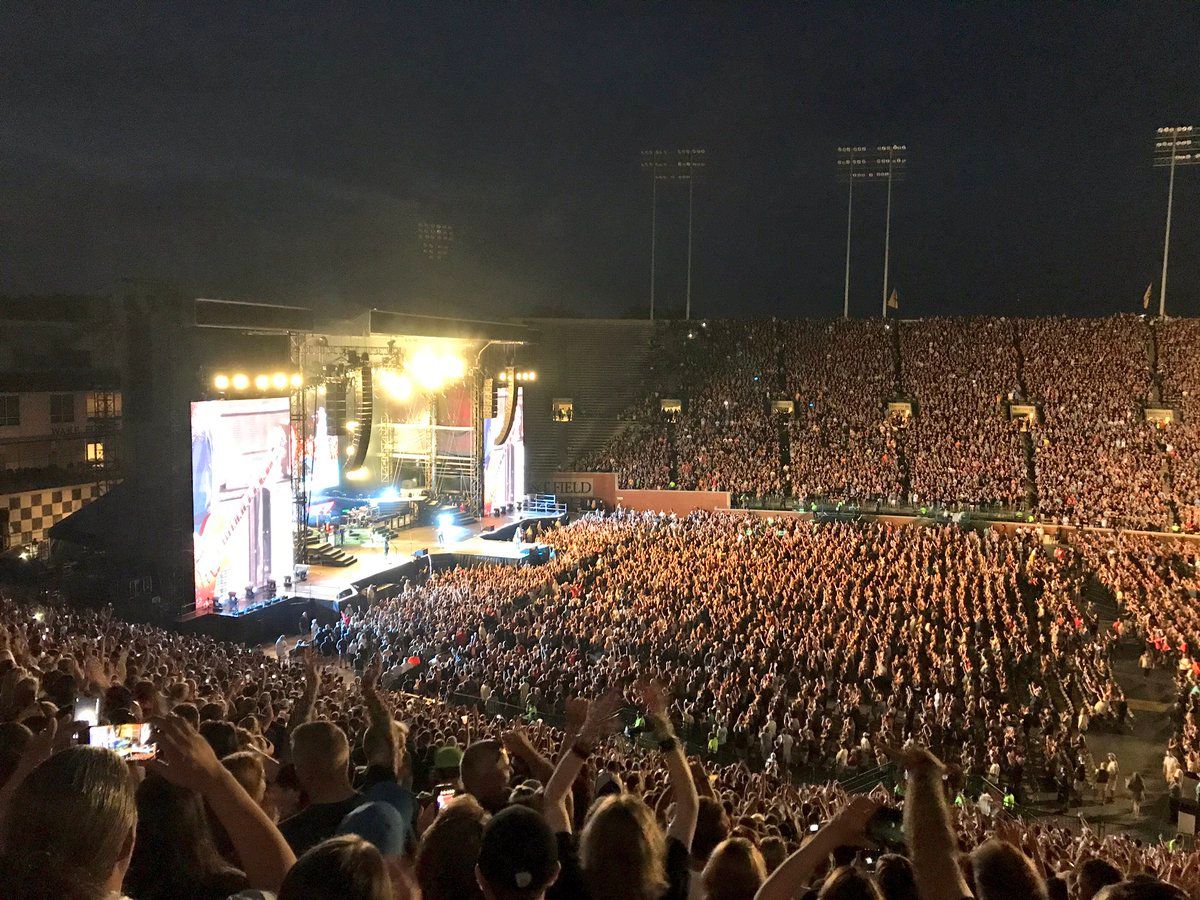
left=2, top=3, right=1198, bottom=320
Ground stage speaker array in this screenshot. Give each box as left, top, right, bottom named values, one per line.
left=493, top=366, right=517, bottom=446
left=346, top=365, right=374, bottom=470
left=325, top=377, right=348, bottom=435
left=482, top=377, right=497, bottom=419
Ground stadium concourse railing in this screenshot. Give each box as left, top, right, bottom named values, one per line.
left=734, top=494, right=1032, bottom=524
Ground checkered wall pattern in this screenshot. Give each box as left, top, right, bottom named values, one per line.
left=4, top=482, right=101, bottom=548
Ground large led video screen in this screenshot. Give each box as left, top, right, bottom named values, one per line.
left=191, top=398, right=294, bottom=606
left=483, top=387, right=525, bottom=515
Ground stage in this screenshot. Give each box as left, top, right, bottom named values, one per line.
left=177, top=510, right=564, bottom=643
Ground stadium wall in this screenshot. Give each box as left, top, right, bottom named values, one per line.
left=614, top=488, right=731, bottom=515
left=540, top=471, right=729, bottom=514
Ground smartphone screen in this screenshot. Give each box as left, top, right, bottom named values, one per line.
left=90, top=723, right=157, bottom=762
left=866, top=806, right=905, bottom=849
left=74, top=695, right=100, bottom=728
left=435, top=784, right=461, bottom=809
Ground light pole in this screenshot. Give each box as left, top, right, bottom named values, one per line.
left=836, top=146, right=867, bottom=319
left=641, top=151, right=665, bottom=321
left=878, top=145, right=907, bottom=319
left=1154, top=126, right=1197, bottom=319
left=836, top=146, right=904, bottom=318
left=640, top=149, right=706, bottom=320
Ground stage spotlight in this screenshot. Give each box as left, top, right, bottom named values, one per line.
left=405, top=347, right=467, bottom=392
left=406, top=347, right=444, bottom=391
left=346, top=467, right=370, bottom=481
left=528, top=371, right=536, bottom=381
left=437, top=512, right=455, bottom=530
left=346, top=420, right=359, bottom=432
left=232, top=373, right=250, bottom=390
left=254, top=374, right=270, bottom=390
left=290, top=373, right=304, bottom=388
left=272, top=372, right=289, bottom=389
left=379, top=368, right=413, bottom=400
left=498, top=371, right=508, bottom=382
left=442, top=354, right=466, bottom=381
left=213, top=374, right=230, bottom=391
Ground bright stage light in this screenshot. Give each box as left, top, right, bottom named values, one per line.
left=272, top=372, right=289, bottom=389
left=437, top=512, right=454, bottom=530
left=378, top=368, right=413, bottom=400
left=290, top=373, right=304, bottom=388
left=213, top=374, right=230, bottom=391
left=405, top=348, right=466, bottom=392
left=346, top=420, right=359, bottom=432
left=346, top=467, right=370, bottom=481
left=232, top=374, right=250, bottom=390
left=377, top=486, right=400, bottom=502
left=254, top=374, right=270, bottom=390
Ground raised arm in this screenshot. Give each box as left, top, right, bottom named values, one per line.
left=360, top=653, right=397, bottom=775
left=755, top=796, right=879, bottom=900
left=543, top=693, right=621, bottom=833
left=503, top=724, right=555, bottom=785
left=640, top=680, right=698, bottom=848
left=152, top=715, right=296, bottom=892
left=286, top=648, right=321, bottom=738
left=895, top=745, right=974, bottom=900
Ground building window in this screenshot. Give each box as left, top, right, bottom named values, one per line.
left=50, top=393, right=75, bottom=424
left=86, top=392, right=121, bottom=419
left=0, top=395, right=18, bottom=427
left=86, top=441, right=105, bottom=462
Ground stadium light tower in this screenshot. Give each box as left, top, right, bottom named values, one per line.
left=877, top=145, right=907, bottom=319
left=837, top=145, right=905, bottom=318
left=1154, top=126, right=1197, bottom=319
left=640, top=149, right=707, bottom=320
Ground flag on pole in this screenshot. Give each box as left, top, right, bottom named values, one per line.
left=887, top=289, right=899, bottom=310
left=1143, top=283, right=1153, bottom=310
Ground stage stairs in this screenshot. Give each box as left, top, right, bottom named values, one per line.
left=303, top=528, right=358, bottom=567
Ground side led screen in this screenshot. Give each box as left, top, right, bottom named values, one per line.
left=191, top=398, right=294, bottom=607
left=483, top=387, right=525, bottom=515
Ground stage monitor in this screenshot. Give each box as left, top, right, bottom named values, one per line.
left=191, top=397, right=295, bottom=608
left=483, top=386, right=525, bottom=515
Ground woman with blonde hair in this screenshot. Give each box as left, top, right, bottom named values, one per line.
left=579, top=681, right=698, bottom=900
left=582, top=794, right=670, bottom=899
left=702, top=837, right=768, bottom=900
left=0, top=745, right=138, bottom=900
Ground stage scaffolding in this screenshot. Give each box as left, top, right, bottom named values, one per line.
left=289, top=332, right=490, bottom=547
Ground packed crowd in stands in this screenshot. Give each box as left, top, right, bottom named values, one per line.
left=673, top=322, right=784, bottom=496
left=1158, top=319, right=1200, bottom=528
left=2, top=508, right=1200, bottom=897
left=1021, top=317, right=1169, bottom=531
left=781, top=321, right=903, bottom=504
left=898, top=318, right=1027, bottom=509
left=577, top=314, right=1200, bottom=530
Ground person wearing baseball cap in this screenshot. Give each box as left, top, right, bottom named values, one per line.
left=475, top=805, right=559, bottom=900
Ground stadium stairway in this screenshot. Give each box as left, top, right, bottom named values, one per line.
left=1075, top=574, right=1178, bottom=839
left=520, top=318, right=661, bottom=485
